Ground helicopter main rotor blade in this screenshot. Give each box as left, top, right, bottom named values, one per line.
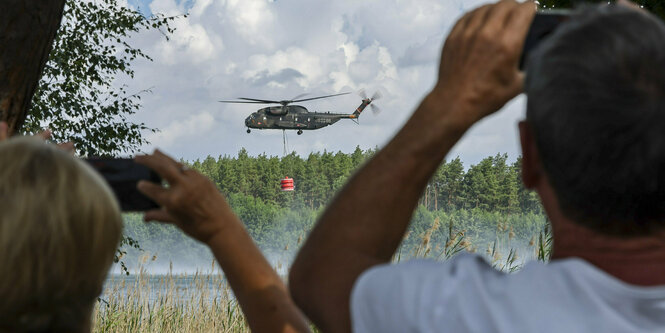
left=219, top=100, right=275, bottom=104
left=291, top=92, right=350, bottom=103
left=291, top=93, right=309, bottom=101
left=237, top=97, right=283, bottom=104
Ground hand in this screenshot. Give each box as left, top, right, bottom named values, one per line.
left=431, top=0, right=536, bottom=125
left=135, top=150, right=232, bottom=244
left=0, top=121, right=75, bottom=152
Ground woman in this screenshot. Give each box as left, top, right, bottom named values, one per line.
left=0, top=136, right=122, bottom=332
left=0, top=122, right=308, bottom=332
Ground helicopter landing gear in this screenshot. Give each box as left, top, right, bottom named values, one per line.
left=297, top=130, right=303, bottom=135
left=247, top=129, right=251, bottom=134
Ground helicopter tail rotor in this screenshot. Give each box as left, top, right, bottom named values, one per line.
left=371, top=104, right=382, bottom=115
left=351, top=89, right=383, bottom=119
left=358, top=89, right=382, bottom=102
left=353, top=89, right=383, bottom=118
left=358, top=88, right=368, bottom=100
left=371, top=91, right=382, bottom=101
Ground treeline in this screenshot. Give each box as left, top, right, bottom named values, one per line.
left=120, top=206, right=546, bottom=272
left=190, top=147, right=542, bottom=215
left=117, top=149, right=547, bottom=271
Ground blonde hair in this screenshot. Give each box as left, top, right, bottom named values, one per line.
left=0, top=137, right=122, bottom=332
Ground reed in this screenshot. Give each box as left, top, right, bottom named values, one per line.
left=93, top=263, right=249, bottom=332
left=94, top=219, right=552, bottom=332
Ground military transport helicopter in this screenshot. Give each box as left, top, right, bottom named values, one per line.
left=219, top=90, right=381, bottom=135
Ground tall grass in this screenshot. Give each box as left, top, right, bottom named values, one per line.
left=93, top=263, right=249, bottom=332
left=95, top=218, right=552, bottom=332
left=400, top=216, right=553, bottom=271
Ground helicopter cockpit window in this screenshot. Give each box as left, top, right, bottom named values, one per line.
left=292, top=105, right=307, bottom=113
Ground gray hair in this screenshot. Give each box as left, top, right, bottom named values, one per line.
left=0, top=137, right=122, bottom=332
left=525, top=4, right=665, bottom=236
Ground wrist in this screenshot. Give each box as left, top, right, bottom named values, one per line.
left=204, top=217, right=239, bottom=247
left=426, top=85, right=480, bottom=130
left=202, top=203, right=243, bottom=244
left=397, top=91, right=474, bottom=159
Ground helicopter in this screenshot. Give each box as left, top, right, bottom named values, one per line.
left=219, top=90, right=381, bottom=135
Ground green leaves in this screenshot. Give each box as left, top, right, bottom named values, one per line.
left=26, top=0, right=181, bottom=156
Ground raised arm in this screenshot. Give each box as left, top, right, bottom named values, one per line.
left=136, top=151, right=309, bottom=333
left=289, top=1, right=536, bottom=331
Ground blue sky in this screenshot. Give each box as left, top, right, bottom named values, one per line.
left=119, top=0, right=527, bottom=167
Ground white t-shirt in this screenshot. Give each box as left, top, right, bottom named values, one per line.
left=351, top=253, right=665, bottom=333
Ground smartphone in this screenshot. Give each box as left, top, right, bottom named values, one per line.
left=85, top=158, right=162, bottom=211
left=520, top=10, right=572, bottom=70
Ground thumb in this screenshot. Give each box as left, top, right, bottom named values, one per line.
left=0, top=122, right=8, bottom=141
left=143, top=209, right=176, bottom=223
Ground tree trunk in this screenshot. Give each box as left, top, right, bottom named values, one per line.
left=0, top=0, right=66, bottom=135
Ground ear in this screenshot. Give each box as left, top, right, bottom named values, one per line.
left=519, top=121, right=541, bottom=189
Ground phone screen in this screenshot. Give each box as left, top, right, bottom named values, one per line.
left=520, top=11, right=571, bottom=70
left=85, top=158, right=162, bottom=211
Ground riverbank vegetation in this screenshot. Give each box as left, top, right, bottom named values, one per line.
left=97, top=149, right=551, bottom=331
left=117, top=149, right=548, bottom=271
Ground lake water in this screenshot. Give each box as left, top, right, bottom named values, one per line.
left=100, top=272, right=236, bottom=308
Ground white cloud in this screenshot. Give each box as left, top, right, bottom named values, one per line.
left=225, top=0, right=276, bottom=46
left=244, top=48, right=323, bottom=89
left=122, top=0, right=525, bottom=166
left=147, top=112, right=215, bottom=147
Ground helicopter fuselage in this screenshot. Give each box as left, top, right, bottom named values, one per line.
left=244, top=103, right=365, bottom=131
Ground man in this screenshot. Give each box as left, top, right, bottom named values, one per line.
left=290, top=1, right=665, bottom=332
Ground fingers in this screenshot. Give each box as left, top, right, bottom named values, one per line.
left=137, top=180, right=170, bottom=205
left=484, top=0, right=516, bottom=31
left=36, top=128, right=52, bottom=140
left=0, top=123, right=75, bottom=152
left=505, top=1, right=537, bottom=41
left=509, top=72, right=526, bottom=97
left=143, top=208, right=176, bottom=223
left=0, top=122, right=7, bottom=141
left=503, top=1, right=537, bottom=62
left=135, top=149, right=184, bottom=183
left=463, top=4, right=494, bottom=35
left=449, top=11, right=471, bottom=39
left=57, top=142, right=75, bottom=153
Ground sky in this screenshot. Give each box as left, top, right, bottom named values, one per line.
left=120, top=0, right=528, bottom=167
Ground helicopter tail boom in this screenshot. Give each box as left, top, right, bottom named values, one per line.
left=349, top=98, right=372, bottom=119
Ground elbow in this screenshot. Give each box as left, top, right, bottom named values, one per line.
left=290, top=257, right=334, bottom=331
left=288, top=257, right=315, bottom=310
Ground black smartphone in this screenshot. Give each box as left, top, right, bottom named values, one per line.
left=86, top=158, right=162, bottom=211
left=520, top=10, right=572, bottom=70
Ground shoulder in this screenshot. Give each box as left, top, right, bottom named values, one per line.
left=350, top=254, right=503, bottom=332
left=354, top=253, right=499, bottom=292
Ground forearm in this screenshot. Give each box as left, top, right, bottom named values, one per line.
left=319, top=93, right=471, bottom=259
left=208, top=212, right=309, bottom=333
left=290, top=92, right=472, bottom=331
left=136, top=150, right=310, bottom=332
left=290, top=1, right=534, bottom=329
